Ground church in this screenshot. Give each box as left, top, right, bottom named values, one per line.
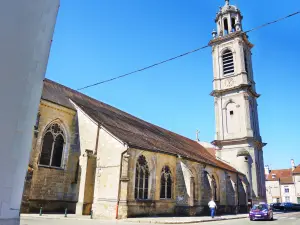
left=21, top=0, right=266, bottom=218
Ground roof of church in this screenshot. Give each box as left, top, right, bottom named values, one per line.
left=42, top=78, right=239, bottom=173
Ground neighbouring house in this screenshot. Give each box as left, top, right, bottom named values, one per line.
left=265, top=160, right=300, bottom=204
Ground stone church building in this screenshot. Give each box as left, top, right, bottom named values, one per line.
left=21, top=0, right=266, bottom=219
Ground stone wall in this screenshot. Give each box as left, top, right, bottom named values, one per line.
left=21, top=100, right=80, bottom=213
left=126, top=149, right=245, bottom=218
left=127, top=149, right=177, bottom=217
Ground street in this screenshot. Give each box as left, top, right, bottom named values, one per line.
left=208, top=212, right=300, bottom=225
left=20, top=212, right=300, bottom=225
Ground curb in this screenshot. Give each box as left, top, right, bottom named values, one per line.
left=21, top=216, right=106, bottom=222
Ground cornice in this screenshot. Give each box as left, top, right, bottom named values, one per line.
left=209, top=32, right=254, bottom=49
left=40, top=100, right=76, bottom=116
left=210, top=84, right=260, bottom=98
left=215, top=9, right=243, bottom=22
left=211, top=138, right=266, bottom=150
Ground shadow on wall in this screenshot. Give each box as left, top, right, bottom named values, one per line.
left=226, top=177, right=235, bottom=206
left=202, top=171, right=212, bottom=204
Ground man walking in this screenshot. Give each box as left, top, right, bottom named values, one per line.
left=208, top=198, right=217, bottom=218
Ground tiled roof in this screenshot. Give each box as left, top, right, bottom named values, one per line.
left=42, top=79, right=239, bottom=173
left=280, top=176, right=294, bottom=184
left=293, top=165, right=300, bottom=174
left=206, top=147, right=216, bottom=157
left=266, top=169, right=292, bottom=182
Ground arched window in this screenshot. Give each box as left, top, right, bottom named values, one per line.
left=134, top=155, right=149, bottom=199
left=231, top=18, right=236, bottom=32
left=224, top=18, right=229, bottom=35
left=212, top=175, right=218, bottom=201
left=160, top=166, right=172, bottom=199
left=39, top=123, right=65, bottom=168
left=223, top=50, right=234, bottom=75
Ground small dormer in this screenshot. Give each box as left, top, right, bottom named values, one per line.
left=272, top=174, right=276, bottom=179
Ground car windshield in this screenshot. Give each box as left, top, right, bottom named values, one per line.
left=252, top=204, right=268, bottom=211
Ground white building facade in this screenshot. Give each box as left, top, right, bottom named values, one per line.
left=209, top=0, right=266, bottom=204
left=0, top=1, right=60, bottom=224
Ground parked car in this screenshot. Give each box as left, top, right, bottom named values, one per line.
left=249, top=203, right=273, bottom=221
left=270, top=203, right=282, bottom=210
left=292, top=203, right=300, bottom=211
left=280, top=202, right=294, bottom=211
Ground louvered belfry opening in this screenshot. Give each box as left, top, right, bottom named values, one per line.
left=223, top=50, right=234, bottom=75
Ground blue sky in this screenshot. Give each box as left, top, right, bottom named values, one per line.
left=46, top=0, right=300, bottom=170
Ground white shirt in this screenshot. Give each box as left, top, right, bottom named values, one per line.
left=208, top=200, right=217, bottom=208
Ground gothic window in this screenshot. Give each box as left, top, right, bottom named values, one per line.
left=222, top=50, right=234, bottom=75
left=212, top=175, right=218, bottom=201
left=39, top=123, right=65, bottom=168
left=134, top=155, right=149, bottom=199
left=160, top=166, right=172, bottom=199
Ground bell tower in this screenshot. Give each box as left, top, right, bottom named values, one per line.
left=209, top=0, right=266, bottom=203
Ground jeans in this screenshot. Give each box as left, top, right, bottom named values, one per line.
left=210, top=208, right=215, bottom=218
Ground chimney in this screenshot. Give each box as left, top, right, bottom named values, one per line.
left=196, top=130, right=200, bottom=142
left=291, top=159, right=296, bottom=171
left=264, top=165, right=270, bottom=175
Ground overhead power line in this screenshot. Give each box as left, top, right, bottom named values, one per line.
left=77, top=45, right=210, bottom=91
left=77, top=10, right=300, bottom=91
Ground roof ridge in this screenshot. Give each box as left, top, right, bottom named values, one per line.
left=44, top=78, right=116, bottom=108
left=270, top=168, right=292, bottom=171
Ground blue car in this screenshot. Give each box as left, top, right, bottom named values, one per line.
left=249, top=203, right=273, bottom=221
left=280, top=202, right=293, bottom=211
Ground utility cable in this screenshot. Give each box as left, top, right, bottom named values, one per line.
left=77, top=10, right=300, bottom=91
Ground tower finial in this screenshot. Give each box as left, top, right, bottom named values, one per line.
left=225, top=0, right=230, bottom=5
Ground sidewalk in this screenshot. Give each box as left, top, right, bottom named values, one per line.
left=123, top=214, right=248, bottom=224
left=21, top=213, right=249, bottom=224
left=21, top=214, right=109, bottom=221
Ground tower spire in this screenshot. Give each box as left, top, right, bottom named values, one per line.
left=213, top=0, right=243, bottom=37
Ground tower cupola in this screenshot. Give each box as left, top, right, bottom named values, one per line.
left=214, top=0, right=243, bottom=38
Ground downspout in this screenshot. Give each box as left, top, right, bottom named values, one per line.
left=94, top=124, right=100, bottom=155
left=90, top=124, right=100, bottom=214
left=279, top=179, right=282, bottom=203
left=116, top=148, right=128, bottom=219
